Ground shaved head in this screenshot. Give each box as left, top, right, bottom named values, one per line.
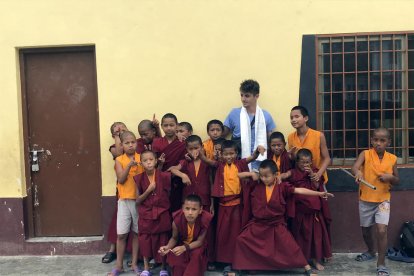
left=138, top=120, right=155, bottom=131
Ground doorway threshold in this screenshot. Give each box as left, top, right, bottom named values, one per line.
left=26, top=236, right=103, bottom=243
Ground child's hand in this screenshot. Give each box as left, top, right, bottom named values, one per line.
left=355, top=170, right=364, bottom=184
left=288, top=146, right=298, bottom=160
left=276, top=175, right=282, bottom=184
left=177, top=132, right=186, bottom=142
left=255, top=145, right=266, bottom=156
left=181, top=174, right=192, bottom=186
left=214, top=148, right=222, bottom=161
left=158, top=246, right=170, bottom=256
left=152, top=113, right=160, bottom=128
left=319, top=191, right=334, bottom=199
left=309, top=170, right=321, bottom=183
left=128, top=158, right=138, bottom=167
left=378, top=173, right=394, bottom=183
left=184, top=153, right=192, bottom=161
left=238, top=172, right=251, bottom=179
left=171, top=245, right=187, bottom=256
left=158, top=153, right=166, bottom=164
left=148, top=182, right=156, bottom=192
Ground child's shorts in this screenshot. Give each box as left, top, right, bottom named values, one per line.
left=117, top=199, right=138, bottom=235
left=359, top=200, right=390, bottom=227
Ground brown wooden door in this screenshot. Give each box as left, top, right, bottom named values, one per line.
left=20, top=47, right=102, bottom=236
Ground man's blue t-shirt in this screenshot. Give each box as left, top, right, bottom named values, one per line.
left=224, top=107, right=276, bottom=170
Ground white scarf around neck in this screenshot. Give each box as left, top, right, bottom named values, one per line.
left=240, top=105, right=267, bottom=170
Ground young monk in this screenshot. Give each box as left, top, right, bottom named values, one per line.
left=136, top=115, right=161, bottom=153
left=108, top=131, right=143, bottom=276
left=201, top=140, right=265, bottom=275
left=169, top=135, right=216, bottom=268
left=288, top=106, right=330, bottom=184
left=351, top=127, right=399, bottom=276
left=177, top=122, right=193, bottom=139
left=103, top=122, right=128, bottom=264
left=169, top=135, right=214, bottom=214
left=203, top=119, right=224, bottom=161
left=287, top=149, right=332, bottom=271
left=159, top=195, right=213, bottom=276
left=268, top=131, right=292, bottom=175
left=134, top=150, right=172, bottom=276
left=152, top=113, right=187, bottom=212
left=234, top=160, right=333, bottom=276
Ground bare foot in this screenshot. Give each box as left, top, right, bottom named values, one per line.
left=313, top=261, right=325, bottom=271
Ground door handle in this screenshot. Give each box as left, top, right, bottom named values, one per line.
left=30, top=149, right=51, bottom=172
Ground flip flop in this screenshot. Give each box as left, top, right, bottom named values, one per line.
left=140, top=270, right=152, bottom=276
left=132, top=266, right=143, bottom=275
left=159, top=270, right=169, bottom=276
left=102, top=252, right=117, bottom=263
left=355, top=252, right=375, bottom=262
left=107, top=268, right=123, bottom=276
left=377, top=265, right=390, bottom=276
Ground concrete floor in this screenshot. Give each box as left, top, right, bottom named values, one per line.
left=0, top=253, right=413, bottom=276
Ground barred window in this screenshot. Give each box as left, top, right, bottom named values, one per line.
left=317, top=33, right=414, bottom=165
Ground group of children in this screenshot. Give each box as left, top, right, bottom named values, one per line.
left=104, top=105, right=399, bottom=276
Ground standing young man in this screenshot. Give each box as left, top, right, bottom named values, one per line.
left=223, top=79, right=276, bottom=171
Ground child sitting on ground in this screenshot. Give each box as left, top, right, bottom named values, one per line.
left=159, top=195, right=213, bottom=276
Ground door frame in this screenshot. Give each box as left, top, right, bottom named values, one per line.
left=19, top=46, right=102, bottom=238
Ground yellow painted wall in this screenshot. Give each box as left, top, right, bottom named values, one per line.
left=1, top=0, right=413, bottom=197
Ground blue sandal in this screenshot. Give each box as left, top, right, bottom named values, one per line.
left=159, top=270, right=169, bottom=276
left=377, top=265, right=390, bottom=276
left=140, top=270, right=152, bottom=276
left=355, top=252, right=375, bottom=262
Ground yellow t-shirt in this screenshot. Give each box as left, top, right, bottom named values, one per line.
left=203, top=139, right=214, bottom=160
left=116, top=153, right=144, bottom=199
left=360, top=149, right=397, bottom=202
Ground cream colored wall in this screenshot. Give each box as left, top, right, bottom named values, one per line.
left=0, top=0, right=413, bottom=197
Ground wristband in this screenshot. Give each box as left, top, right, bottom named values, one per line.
left=184, top=243, right=191, bottom=251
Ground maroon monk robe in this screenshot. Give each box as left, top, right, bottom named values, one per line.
left=288, top=168, right=332, bottom=261
left=233, top=182, right=308, bottom=270
left=134, top=170, right=172, bottom=263
left=267, top=149, right=293, bottom=174
left=167, top=209, right=213, bottom=276
left=136, top=138, right=154, bottom=154
left=212, top=159, right=250, bottom=264
left=179, top=159, right=215, bottom=262
left=152, top=137, right=187, bottom=212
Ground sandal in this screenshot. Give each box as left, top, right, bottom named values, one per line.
left=102, top=252, right=117, bottom=263
left=140, top=270, right=152, bottom=276
left=304, top=268, right=318, bottom=276
left=377, top=265, right=390, bottom=276
left=355, top=252, right=375, bottom=262
left=132, top=266, right=143, bottom=275
left=107, top=268, right=123, bottom=276
left=159, top=270, right=169, bottom=276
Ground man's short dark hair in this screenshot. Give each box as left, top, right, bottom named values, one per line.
left=221, top=140, right=238, bottom=151
left=240, top=79, right=260, bottom=96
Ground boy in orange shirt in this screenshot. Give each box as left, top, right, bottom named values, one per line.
left=203, top=119, right=224, bottom=161
left=352, top=127, right=399, bottom=276
left=108, top=131, right=144, bottom=276
left=288, top=106, right=330, bottom=184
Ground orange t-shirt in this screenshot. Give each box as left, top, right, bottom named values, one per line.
left=288, top=128, right=328, bottom=183
left=116, top=153, right=144, bottom=199
left=203, top=139, right=214, bottom=160
left=360, top=149, right=397, bottom=202
left=265, top=184, right=275, bottom=203
left=183, top=224, right=194, bottom=244
left=223, top=163, right=241, bottom=196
